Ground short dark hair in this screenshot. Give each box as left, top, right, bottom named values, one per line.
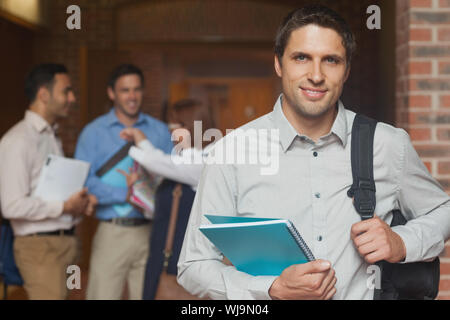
left=24, top=63, right=68, bottom=102
left=107, top=64, right=145, bottom=89
left=274, top=4, right=356, bottom=66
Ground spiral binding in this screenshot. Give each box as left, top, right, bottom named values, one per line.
left=286, top=221, right=315, bottom=261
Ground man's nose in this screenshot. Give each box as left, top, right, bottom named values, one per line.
left=129, top=90, right=138, bottom=100
left=307, top=60, right=325, bottom=84
left=69, top=91, right=76, bottom=103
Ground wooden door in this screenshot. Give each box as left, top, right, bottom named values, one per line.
left=227, top=79, right=275, bottom=130
left=169, top=78, right=276, bottom=134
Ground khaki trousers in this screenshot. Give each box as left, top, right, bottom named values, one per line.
left=86, top=221, right=150, bottom=300
left=13, top=235, right=79, bottom=300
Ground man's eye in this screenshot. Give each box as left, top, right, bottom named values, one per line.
left=326, top=57, right=338, bottom=64
left=295, top=55, right=307, bottom=61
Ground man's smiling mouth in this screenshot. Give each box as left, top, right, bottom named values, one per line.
left=300, top=87, right=328, bottom=99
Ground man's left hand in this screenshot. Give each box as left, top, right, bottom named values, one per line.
left=351, top=215, right=407, bottom=264
left=116, top=168, right=144, bottom=213
left=85, top=194, right=98, bottom=216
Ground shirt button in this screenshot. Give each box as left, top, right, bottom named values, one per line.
left=313, top=151, right=318, bottom=157
left=317, top=235, right=323, bottom=241
left=314, top=193, right=321, bottom=199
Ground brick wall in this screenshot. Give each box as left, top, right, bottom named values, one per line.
left=396, top=0, right=450, bottom=299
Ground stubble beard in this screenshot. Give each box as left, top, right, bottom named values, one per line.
left=285, top=93, right=334, bottom=120
left=116, top=102, right=140, bottom=120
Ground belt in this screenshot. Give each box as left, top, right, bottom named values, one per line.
left=32, top=227, right=75, bottom=236
left=104, top=218, right=151, bottom=227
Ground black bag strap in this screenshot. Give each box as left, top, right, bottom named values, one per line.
left=348, top=114, right=383, bottom=300
left=347, top=114, right=378, bottom=220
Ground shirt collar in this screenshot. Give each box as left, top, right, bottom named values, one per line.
left=271, top=95, right=298, bottom=152
left=105, top=108, right=147, bottom=127
left=25, top=110, right=58, bottom=134
left=331, top=100, right=349, bottom=147
left=271, top=95, right=349, bottom=152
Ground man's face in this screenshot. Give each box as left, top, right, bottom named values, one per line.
left=108, top=74, right=143, bottom=119
left=47, top=73, right=76, bottom=119
left=275, top=24, right=350, bottom=119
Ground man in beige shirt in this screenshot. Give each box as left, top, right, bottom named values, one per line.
left=0, top=64, right=97, bottom=299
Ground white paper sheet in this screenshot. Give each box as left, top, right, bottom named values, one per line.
left=33, top=154, right=90, bottom=202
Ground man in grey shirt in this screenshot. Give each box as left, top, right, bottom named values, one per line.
left=177, top=5, right=450, bottom=300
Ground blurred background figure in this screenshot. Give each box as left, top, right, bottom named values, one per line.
left=74, top=64, right=173, bottom=300
left=120, top=98, right=215, bottom=299
left=0, top=64, right=97, bottom=300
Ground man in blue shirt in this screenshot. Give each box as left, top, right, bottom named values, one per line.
left=75, top=64, right=173, bottom=299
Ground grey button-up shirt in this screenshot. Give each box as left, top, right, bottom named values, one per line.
left=177, top=95, right=450, bottom=300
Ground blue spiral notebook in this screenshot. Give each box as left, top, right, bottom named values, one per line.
left=200, top=215, right=315, bottom=276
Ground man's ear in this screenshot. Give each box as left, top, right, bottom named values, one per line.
left=107, top=86, right=115, bottom=101
left=36, top=86, right=50, bottom=105
left=344, top=65, right=351, bottom=82
left=274, top=55, right=282, bottom=78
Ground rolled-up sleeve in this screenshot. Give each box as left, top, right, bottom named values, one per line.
left=177, top=156, right=276, bottom=299
left=392, top=129, right=450, bottom=263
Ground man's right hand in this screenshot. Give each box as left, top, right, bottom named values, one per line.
left=119, top=128, right=146, bottom=144
left=63, top=187, right=89, bottom=216
left=268, top=260, right=337, bottom=300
